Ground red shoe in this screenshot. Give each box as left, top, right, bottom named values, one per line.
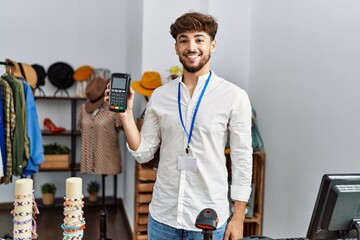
left=43, top=118, right=66, bottom=133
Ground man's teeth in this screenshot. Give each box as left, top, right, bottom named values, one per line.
left=187, top=54, right=198, bottom=59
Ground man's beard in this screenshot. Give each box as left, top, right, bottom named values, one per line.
left=179, top=51, right=211, bottom=73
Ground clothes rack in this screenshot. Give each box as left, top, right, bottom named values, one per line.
left=0, top=61, right=14, bottom=66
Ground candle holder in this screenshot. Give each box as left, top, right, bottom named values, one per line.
left=99, top=175, right=112, bottom=240
left=12, top=179, right=39, bottom=240
left=62, top=177, right=85, bottom=240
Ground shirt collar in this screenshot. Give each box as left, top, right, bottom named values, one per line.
left=178, top=71, right=213, bottom=85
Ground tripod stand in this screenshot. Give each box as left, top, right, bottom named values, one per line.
left=99, top=175, right=111, bottom=240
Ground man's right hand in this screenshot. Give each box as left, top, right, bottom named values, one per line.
left=104, top=84, right=141, bottom=151
left=104, top=83, right=135, bottom=116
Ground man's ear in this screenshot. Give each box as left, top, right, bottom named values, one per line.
left=211, top=40, right=217, bottom=53
left=175, top=42, right=180, bottom=56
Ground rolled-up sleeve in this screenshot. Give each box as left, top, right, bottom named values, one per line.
left=229, top=89, right=253, bottom=202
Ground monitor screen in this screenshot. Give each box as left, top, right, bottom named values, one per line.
left=307, top=174, right=360, bottom=239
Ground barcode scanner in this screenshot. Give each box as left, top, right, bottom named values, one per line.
left=195, top=208, right=219, bottom=240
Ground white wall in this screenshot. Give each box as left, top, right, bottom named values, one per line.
left=249, top=0, right=360, bottom=238
left=209, top=0, right=252, bottom=89
left=122, top=0, right=144, bottom=231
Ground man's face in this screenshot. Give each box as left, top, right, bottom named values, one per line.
left=175, top=31, right=216, bottom=73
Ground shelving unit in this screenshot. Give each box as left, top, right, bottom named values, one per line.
left=35, top=96, right=85, bottom=176
left=133, top=150, right=265, bottom=239
left=133, top=158, right=158, bottom=240
left=35, top=96, right=119, bottom=205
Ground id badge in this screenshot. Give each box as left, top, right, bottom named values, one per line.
left=177, top=155, right=198, bottom=173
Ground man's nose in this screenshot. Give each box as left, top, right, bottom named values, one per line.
left=187, top=40, right=197, bottom=52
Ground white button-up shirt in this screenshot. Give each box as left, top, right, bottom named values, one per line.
left=129, top=71, right=253, bottom=231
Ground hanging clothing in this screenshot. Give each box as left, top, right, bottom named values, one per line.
left=2, top=74, right=27, bottom=176
left=21, top=80, right=44, bottom=176
left=78, top=103, right=123, bottom=175
left=0, top=86, right=6, bottom=174
left=0, top=77, right=15, bottom=184
left=0, top=146, right=3, bottom=177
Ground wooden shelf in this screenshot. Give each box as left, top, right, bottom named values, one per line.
left=39, top=163, right=80, bottom=172
left=35, top=97, right=84, bottom=177
left=41, top=130, right=81, bottom=136
left=35, top=96, right=86, bottom=100
left=133, top=159, right=157, bottom=240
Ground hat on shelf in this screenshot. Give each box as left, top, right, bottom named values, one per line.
left=47, top=62, right=75, bottom=89
left=73, top=65, right=94, bottom=81
left=85, top=76, right=107, bottom=113
left=5, top=58, right=38, bottom=89
left=32, top=64, right=47, bottom=86
left=131, top=71, right=162, bottom=97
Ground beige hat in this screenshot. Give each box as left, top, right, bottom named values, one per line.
left=85, top=77, right=107, bottom=113
left=5, top=58, right=38, bottom=89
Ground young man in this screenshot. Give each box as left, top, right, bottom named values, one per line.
left=105, top=12, right=252, bottom=240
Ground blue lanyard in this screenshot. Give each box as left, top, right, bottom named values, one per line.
left=178, top=71, right=212, bottom=153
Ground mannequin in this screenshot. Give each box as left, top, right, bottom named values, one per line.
left=78, top=76, right=122, bottom=240
left=78, top=77, right=122, bottom=175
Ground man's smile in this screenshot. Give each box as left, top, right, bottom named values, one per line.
left=185, top=52, right=201, bottom=62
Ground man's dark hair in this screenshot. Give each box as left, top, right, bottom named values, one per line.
left=170, top=12, right=218, bottom=41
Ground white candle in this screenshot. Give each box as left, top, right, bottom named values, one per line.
left=66, top=177, right=82, bottom=198
left=64, top=177, right=84, bottom=234
left=14, top=179, right=33, bottom=239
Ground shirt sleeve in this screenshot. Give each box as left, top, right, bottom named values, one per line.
left=126, top=95, right=161, bottom=163
left=229, top=89, right=253, bottom=202
left=0, top=146, right=3, bottom=177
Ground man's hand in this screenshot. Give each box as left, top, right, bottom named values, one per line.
left=104, top=82, right=110, bottom=103
left=105, top=84, right=140, bottom=150
left=224, top=217, right=244, bottom=240
left=224, top=200, right=247, bottom=240
left=104, top=84, right=135, bottom=121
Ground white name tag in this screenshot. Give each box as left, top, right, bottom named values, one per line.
left=177, top=155, right=198, bottom=173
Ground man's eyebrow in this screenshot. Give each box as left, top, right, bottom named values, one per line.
left=177, top=33, right=207, bottom=40
left=177, top=34, right=189, bottom=39
left=194, top=34, right=206, bottom=38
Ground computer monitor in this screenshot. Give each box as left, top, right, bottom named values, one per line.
left=307, top=173, right=360, bottom=239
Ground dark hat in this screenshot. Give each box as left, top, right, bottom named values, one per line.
left=47, top=62, right=75, bottom=89
left=32, top=64, right=46, bottom=86
left=85, top=77, right=107, bottom=113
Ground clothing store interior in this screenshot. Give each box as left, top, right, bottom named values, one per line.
left=0, top=1, right=360, bottom=240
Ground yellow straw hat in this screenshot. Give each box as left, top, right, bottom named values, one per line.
left=131, top=72, right=162, bottom=97
left=73, top=65, right=94, bottom=81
